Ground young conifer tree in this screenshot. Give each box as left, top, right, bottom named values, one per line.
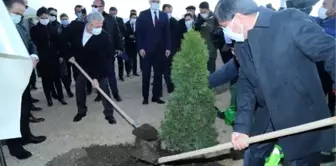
left=160, top=30, right=218, bottom=152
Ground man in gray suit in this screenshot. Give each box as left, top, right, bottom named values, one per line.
left=214, top=0, right=335, bottom=165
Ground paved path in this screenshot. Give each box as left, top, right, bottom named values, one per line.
left=3, top=60, right=242, bottom=166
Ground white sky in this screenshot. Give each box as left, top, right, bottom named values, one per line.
left=27, top=0, right=322, bottom=20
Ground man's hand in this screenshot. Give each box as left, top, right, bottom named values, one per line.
left=69, top=57, right=75, bottom=63
left=326, top=8, right=336, bottom=17
left=30, top=54, right=39, bottom=68
left=59, top=58, right=64, bottom=63
left=92, top=79, right=99, bottom=88
left=165, top=50, right=171, bottom=57
left=139, top=49, right=146, bottom=57
left=231, top=132, right=249, bottom=151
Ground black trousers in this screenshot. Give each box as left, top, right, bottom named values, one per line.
left=75, top=73, right=114, bottom=117
left=7, top=85, right=32, bottom=150
left=41, top=76, right=64, bottom=100
left=117, top=57, right=126, bottom=78
left=29, top=69, right=36, bottom=88
left=125, top=50, right=138, bottom=75
left=142, top=51, right=164, bottom=99
left=244, top=120, right=321, bottom=166
left=73, top=67, right=92, bottom=93
left=163, top=55, right=174, bottom=93
left=220, top=50, right=234, bottom=64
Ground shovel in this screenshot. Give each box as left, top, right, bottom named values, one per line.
left=141, top=116, right=336, bottom=165
left=69, top=59, right=158, bottom=142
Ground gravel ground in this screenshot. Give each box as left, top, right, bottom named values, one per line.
left=3, top=58, right=242, bottom=166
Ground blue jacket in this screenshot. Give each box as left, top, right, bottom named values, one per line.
left=313, top=17, right=336, bottom=37
left=208, top=58, right=238, bottom=88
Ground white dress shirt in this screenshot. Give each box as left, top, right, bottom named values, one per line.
left=82, top=26, right=93, bottom=46
left=150, top=9, right=159, bottom=26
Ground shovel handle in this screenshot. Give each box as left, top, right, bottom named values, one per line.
left=70, top=59, right=138, bottom=128
left=158, top=116, right=336, bottom=164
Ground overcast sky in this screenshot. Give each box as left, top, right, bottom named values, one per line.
left=26, top=0, right=322, bottom=20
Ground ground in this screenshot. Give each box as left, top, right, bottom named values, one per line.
left=3, top=58, right=243, bottom=166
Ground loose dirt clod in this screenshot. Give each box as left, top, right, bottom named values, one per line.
left=132, top=124, right=159, bottom=141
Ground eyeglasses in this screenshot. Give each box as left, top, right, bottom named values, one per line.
left=91, top=5, right=102, bottom=8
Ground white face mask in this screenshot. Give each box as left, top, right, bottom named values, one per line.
left=185, top=20, right=193, bottom=30
left=92, top=27, right=102, bottom=35
left=40, top=18, right=49, bottom=25
left=150, top=2, right=160, bottom=11
left=130, top=18, right=137, bottom=24
left=223, top=19, right=245, bottom=42
left=10, top=13, right=22, bottom=24
left=48, top=15, right=56, bottom=22
left=92, top=7, right=99, bottom=13
left=167, top=13, right=172, bottom=19
left=200, top=13, right=209, bottom=19
left=318, top=7, right=328, bottom=19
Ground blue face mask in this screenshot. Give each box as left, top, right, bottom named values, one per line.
left=61, top=20, right=69, bottom=26
left=150, top=2, right=160, bottom=10
left=77, top=13, right=82, bottom=19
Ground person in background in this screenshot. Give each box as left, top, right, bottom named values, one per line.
left=91, top=0, right=123, bottom=102
left=109, top=6, right=127, bottom=81
left=136, top=0, right=171, bottom=105
left=176, top=5, right=197, bottom=44
left=176, top=13, right=194, bottom=50
left=185, top=5, right=197, bottom=20
left=194, top=1, right=219, bottom=74
left=61, top=12, right=117, bottom=124
left=125, top=13, right=139, bottom=76
left=74, top=5, right=84, bottom=21
left=130, top=9, right=137, bottom=15
left=30, top=7, right=67, bottom=107
left=5, top=0, right=46, bottom=160
left=162, top=3, right=177, bottom=94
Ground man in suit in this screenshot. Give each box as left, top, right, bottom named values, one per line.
left=62, top=12, right=117, bottom=124
left=162, top=4, right=177, bottom=94
left=125, top=12, right=139, bottom=76
left=91, top=0, right=122, bottom=102
left=136, top=0, right=171, bottom=105
left=215, top=0, right=335, bottom=165
left=109, top=6, right=127, bottom=81
left=5, top=0, right=46, bottom=159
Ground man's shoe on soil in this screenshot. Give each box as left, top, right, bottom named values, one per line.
left=9, top=146, right=32, bottom=160
left=105, top=116, right=117, bottom=124
left=29, top=116, right=45, bottom=123
left=152, top=98, right=165, bottom=104
left=31, top=98, right=39, bottom=103
left=31, top=105, right=42, bottom=111
left=113, top=94, right=122, bottom=102
left=23, top=135, right=46, bottom=145
left=59, top=99, right=68, bottom=105
left=47, top=99, right=53, bottom=107
left=94, top=95, right=101, bottom=102
left=73, top=113, right=86, bottom=122
left=142, top=99, right=149, bottom=105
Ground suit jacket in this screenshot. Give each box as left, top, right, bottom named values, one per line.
left=136, top=9, right=170, bottom=53
left=234, top=7, right=335, bottom=160
left=16, top=23, right=37, bottom=55
left=61, top=21, right=113, bottom=79
left=176, top=18, right=188, bottom=51
left=102, top=12, right=124, bottom=51
left=169, top=17, right=178, bottom=54
left=125, top=21, right=137, bottom=52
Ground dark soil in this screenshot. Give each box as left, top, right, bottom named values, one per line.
left=47, top=144, right=224, bottom=166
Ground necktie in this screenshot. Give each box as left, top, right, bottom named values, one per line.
left=131, top=23, right=135, bottom=32
left=154, top=11, right=158, bottom=26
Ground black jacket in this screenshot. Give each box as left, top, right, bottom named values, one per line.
left=124, top=20, right=136, bottom=52
left=169, top=17, right=178, bottom=54
left=115, top=16, right=126, bottom=38
left=102, top=11, right=124, bottom=51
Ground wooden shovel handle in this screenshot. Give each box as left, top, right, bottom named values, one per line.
left=70, top=59, right=138, bottom=128
left=158, top=116, right=336, bottom=164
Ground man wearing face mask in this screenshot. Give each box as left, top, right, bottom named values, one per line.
left=48, top=7, right=61, bottom=34
left=125, top=13, right=139, bottom=76
left=109, top=6, right=127, bottom=81
left=30, top=7, right=68, bottom=107
left=214, top=0, right=335, bottom=165
left=4, top=0, right=47, bottom=160
left=136, top=0, right=171, bottom=105
left=61, top=12, right=117, bottom=124
left=91, top=0, right=123, bottom=102
left=194, top=1, right=219, bottom=74
left=162, top=4, right=177, bottom=94
left=74, top=5, right=84, bottom=21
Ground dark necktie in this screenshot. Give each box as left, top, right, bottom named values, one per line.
left=131, top=23, right=134, bottom=32
left=154, top=11, right=158, bottom=26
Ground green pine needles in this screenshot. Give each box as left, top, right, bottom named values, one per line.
left=160, top=30, right=218, bottom=152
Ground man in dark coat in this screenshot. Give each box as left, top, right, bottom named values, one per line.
left=91, top=0, right=123, bottom=102
left=215, top=0, right=335, bottom=165
left=124, top=12, right=139, bottom=76
left=30, top=7, right=67, bottom=107
left=5, top=0, right=46, bottom=159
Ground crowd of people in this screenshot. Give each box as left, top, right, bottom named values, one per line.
left=3, top=0, right=336, bottom=165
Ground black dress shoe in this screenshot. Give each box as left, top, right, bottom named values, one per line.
left=9, top=146, right=32, bottom=160
left=47, top=99, right=53, bottom=107
left=59, top=99, right=68, bottom=105
left=31, top=98, right=39, bottom=103
left=142, top=99, right=149, bottom=105
left=152, top=98, right=165, bottom=104
left=94, top=95, right=101, bottom=102
left=23, top=135, right=46, bottom=145
left=105, top=116, right=117, bottom=124
left=73, top=113, right=86, bottom=122
left=119, top=77, right=125, bottom=81
left=113, top=94, right=122, bottom=102
left=29, top=116, right=45, bottom=123
left=31, top=105, right=42, bottom=111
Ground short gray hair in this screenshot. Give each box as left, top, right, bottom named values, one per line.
left=86, top=12, right=104, bottom=23
left=214, top=0, right=259, bottom=22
